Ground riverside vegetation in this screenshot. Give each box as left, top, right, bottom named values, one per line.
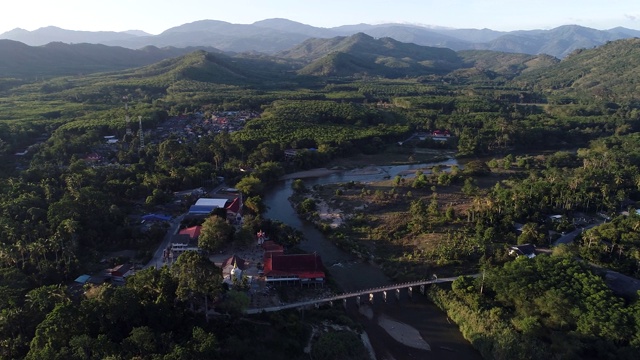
left=0, top=35, right=640, bottom=359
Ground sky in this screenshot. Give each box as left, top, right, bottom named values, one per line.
left=1, top=0, right=639, bottom=34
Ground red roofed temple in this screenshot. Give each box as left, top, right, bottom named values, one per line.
left=263, top=253, right=325, bottom=286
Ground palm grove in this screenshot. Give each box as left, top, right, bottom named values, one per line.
left=0, top=35, right=639, bottom=359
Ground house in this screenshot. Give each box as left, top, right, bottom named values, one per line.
left=84, top=153, right=102, bottom=162
left=170, top=234, right=200, bottom=254
left=225, top=196, right=242, bottom=222
left=263, top=253, right=325, bottom=285
left=178, top=225, right=201, bottom=240
left=548, top=215, right=563, bottom=222
left=110, top=264, right=133, bottom=281
left=509, top=244, right=536, bottom=258
left=74, top=274, right=91, bottom=284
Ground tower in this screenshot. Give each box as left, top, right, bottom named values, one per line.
left=125, top=101, right=132, bottom=136
left=138, top=116, right=144, bottom=150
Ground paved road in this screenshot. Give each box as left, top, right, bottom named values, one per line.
left=552, top=222, right=601, bottom=246
left=144, top=183, right=227, bottom=270
left=144, top=214, right=183, bottom=269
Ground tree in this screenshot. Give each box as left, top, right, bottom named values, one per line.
left=234, top=176, right=264, bottom=196
left=198, top=216, right=234, bottom=252
left=218, top=290, right=250, bottom=316
left=171, top=252, right=222, bottom=321
left=517, top=222, right=548, bottom=246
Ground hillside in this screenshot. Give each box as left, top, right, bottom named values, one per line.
left=516, top=38, right=640, bottom=101
left=457, top=50, right=559, bottom=77
left=285, top=33, right=463, bottom=77
left=86, top=50, right=299, bottom=89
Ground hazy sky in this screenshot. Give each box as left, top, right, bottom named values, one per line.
left=1, top=0, right=638, bottom=34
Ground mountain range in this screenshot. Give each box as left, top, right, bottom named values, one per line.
left=0, top=40, right=223, bottom=77
left=3, top=18, right=640, bottom=59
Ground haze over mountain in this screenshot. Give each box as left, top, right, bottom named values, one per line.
left=0, top=40, right=223, bottom=77
left=1, top=18, right=639, bottom=58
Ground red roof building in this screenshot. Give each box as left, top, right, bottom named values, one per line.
left=179, top=225, right=201, bottom=239
left=263, top=253, right=325, bottom=284
left=226, top=196, right=242, bottom=222
left=84, top=152, right=102, bottom=162
left=262, top=241, right=284, bottom=256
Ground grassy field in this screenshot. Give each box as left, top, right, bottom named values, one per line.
left=294, top=160, right=515, bottom=281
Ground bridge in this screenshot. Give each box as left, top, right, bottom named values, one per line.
left=245, top=275, right=473, bottom=314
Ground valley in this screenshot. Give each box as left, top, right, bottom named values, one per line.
left=0, top=29, right=639, bottom=359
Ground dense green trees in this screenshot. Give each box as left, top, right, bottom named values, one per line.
left=198, top=216, right=235, bottom=252
left=431, top=255, right=640, bottom=359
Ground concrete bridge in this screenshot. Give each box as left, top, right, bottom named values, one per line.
left=246, top=275, right=473, bottom=314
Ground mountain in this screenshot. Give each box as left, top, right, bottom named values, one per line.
left=104, top=49, right=297, bottom=87
left=474, top=25, right=634, bottom=58
left=282, top=33, right=463, bottom=77
left=252, top=18, right=336, bottom=38
left=2, top=20, right=640, bottom=60
left=0, top=40, right=223, bottom=77
left=434, top=28, right=506, bottom=43
left=516, top=38, right=640, bottom=100
left=0, top=26, right=143, bottom=46
left=103, top=19, right=311, bottom=54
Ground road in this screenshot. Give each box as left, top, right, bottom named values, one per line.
left=144, top=182, right=227, bottom=270
left=144, top=214, right=183, bottom=269
left=552, top=222, right=601, bottom=246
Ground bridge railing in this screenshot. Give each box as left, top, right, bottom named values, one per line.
left=245, top=275, right=476, bottom=314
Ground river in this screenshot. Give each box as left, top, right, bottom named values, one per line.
left=263, top=159, right=482, bottom=360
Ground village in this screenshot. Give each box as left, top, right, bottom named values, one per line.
left=73, top=180, right=330, bottom=310
left=81, top=109, right=259, bottom=165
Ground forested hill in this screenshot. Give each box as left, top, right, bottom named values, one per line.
left=515, top=38, right=640, bottom=101
left=283, top=33, right=463, bottom=77
left=0, top=40, right=223, bottom=78
left=125, top=50, right=298, bottom=86
left=457, top=50, right=559, bottom=78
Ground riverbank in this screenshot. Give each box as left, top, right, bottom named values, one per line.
left=280, top=168, right=339, bottom=180
left=263, top=158, right=482, bottom=360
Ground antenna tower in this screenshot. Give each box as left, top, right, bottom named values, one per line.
left=124, top=99, right=133, bottom=136
left=138, top=116, right=145, bottom=150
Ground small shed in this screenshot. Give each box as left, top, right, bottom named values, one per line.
left=74, top=274, right=91, bottom=284
left=509, top=244, right=536, bottom=258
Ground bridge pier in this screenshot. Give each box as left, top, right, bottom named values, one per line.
left=369, top=293, right=374, bottom=304
left=329, top=300, right=333, bottom=307
left=356, top=296, right=361, bottom=307
left=408, top=286, right=413, bottom=298
left=383, top=291, right=387, bottom=302
left=395, top=288, right=400, bottom=301
left=343, top=298, right=347, bottom=309
left=420, top=284, right=425, bottom=295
